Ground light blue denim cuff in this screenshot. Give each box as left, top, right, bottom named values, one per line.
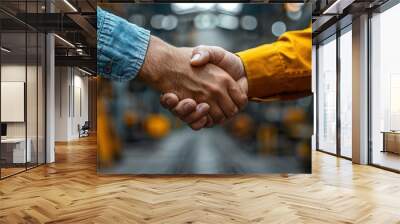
left=97, top=7, right=150, bottom=81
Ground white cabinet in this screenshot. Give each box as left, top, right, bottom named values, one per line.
left=1, top=138, right=31, bottom=163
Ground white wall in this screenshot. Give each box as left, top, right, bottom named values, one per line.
left=55, top=66, right=69, bottom=141
left=54, top=67, right=89, bottom=141
left=72, top=73, right=89, bottom=138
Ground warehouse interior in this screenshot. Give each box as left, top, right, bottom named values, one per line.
left=0, top=0, right=399, bottom=223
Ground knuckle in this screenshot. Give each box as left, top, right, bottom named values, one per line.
left=186, top=114, right=197, bottom=123
left=220, top=77, right=230, bottom=86
left=214, top=46, right=224, bottom=52
left=240, top=95, right=248, bottom=107
left=214, top=113, right=224, bottom=123
left=230, top=106, right=239, bottom=116
left=196, top=93, right=208, bottom=103
left=226, top=107, right=237, bottom=118
left=207, top=84, right=220, bottom=95
left=218, top=73, right=229, bottom=81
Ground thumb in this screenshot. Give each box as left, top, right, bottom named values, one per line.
left=237, top=77, right=248, bottom=95
left=191, top=46, right=244, bottom=82
left=190, top=46, right=210, bottom=66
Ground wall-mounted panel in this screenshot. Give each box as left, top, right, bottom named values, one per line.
left=1, top=82, right=25, bottom=122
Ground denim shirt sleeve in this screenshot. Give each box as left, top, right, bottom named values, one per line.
left=97, top=7, right=150, bottom=81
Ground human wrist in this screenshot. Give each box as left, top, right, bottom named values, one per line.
left=138, top=36, right=175, bottom=86
left=235, top=54, right=247, bottom=80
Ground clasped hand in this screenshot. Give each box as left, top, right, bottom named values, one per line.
left=138, top=36, right=248, bottom=130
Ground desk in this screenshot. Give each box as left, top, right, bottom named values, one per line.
left=382, top=131, right=400, bottom=154
left=1, top=138, right=31, bottom=163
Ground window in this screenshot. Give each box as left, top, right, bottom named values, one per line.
left=370, top=3, right=400, bottom=171
left=317, top=36, right=337, bottom=154
left=339, top=28, right=352, bottom=158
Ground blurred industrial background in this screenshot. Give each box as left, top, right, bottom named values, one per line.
left=97, top=3, right=312, bottom=174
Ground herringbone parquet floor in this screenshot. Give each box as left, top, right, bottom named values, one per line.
left=1, top=136, right=400, bottom=224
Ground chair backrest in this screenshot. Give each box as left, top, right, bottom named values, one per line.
left=83, top=121, right=90, bottom=129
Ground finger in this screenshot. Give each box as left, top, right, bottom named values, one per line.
left=190, top=116, right=208, bottom=131
left=227, top=80, right=248, bottom=111
left=160, top=93, right=179, bottom=109
left=206, top=114, right=214, bottom=128
left=172, top=98, right=197, bottom=119
left=182, top=103, right=210, bottom=124
left=190, top=46, right=210, bottom=66
left=216, top=77, right=240, bottom=117
left=208, top=103, right=226, bottom=124
left=217, top=90, right=239, bottom=119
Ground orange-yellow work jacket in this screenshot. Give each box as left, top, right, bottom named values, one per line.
left=237, top=26, right=312, bottom=101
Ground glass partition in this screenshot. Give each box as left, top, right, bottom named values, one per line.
left=1, top=30, right=28, bottom=177
left=0, top=1, right=46, bottom=179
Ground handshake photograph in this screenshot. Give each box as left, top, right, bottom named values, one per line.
left=2, top=0, right=400, bottom=223
left=97, top=3, right=312, bottom=174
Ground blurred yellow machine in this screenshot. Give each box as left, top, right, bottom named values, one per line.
left=123, top=111, right=139, bottom=128
left=144, top=114, right=171, bottom=138
left=283, top=107, right=306, bottom=124
left=296, top=141, right=311, bottom=160
left=229, top=114, right=254, bottom=139
left=97, top=81, right=122, bottom=166
left=257, top=125, right=278, bottom=155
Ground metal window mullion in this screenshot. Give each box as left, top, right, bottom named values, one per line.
left=0, top=21, right=2, bottom=179
left=25, top=0, right=28, bottom=171
left=36, top=0, right=39, bottom=168
left=367, top=11, right=373, bottom=165
left=24, top=0, right=28, bottom=170
left=44, top=32, right=47, bottom=164
left=73, top=68, right=75, bottom=118
left=337, top=29, right=341, bottom=157
left=316, top=45, right=320, bottom=150
left=69, top=68, right=71, bottom=118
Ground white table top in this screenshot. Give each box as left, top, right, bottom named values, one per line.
left=1, top=138, right=28, bottom=143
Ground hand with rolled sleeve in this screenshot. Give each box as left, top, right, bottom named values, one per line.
left=97, top=7, right=247, bottom=124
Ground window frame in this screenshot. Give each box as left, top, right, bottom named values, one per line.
left=315, top=23, right=353, bottom=160
left=367, top=0, right=400, bottom=173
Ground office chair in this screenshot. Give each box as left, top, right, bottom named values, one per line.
left=79, top=121, right=90, bottom=138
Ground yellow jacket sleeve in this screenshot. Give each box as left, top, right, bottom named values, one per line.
left=237, top=26, right=312, bottom=101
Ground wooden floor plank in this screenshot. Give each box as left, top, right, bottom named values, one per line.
left=0, top=136, right=399, bottom=224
